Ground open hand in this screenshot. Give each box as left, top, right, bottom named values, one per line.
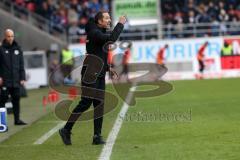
left=20, top=80, right=25, bottom=86
left=119, top=15, right=127, bottom=25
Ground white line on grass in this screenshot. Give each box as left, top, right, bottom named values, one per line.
left=33, top=84, right=136, bottom=148
left=98, top=84, right=136, bottom=160
left=33, top=121, right=65, bottom=145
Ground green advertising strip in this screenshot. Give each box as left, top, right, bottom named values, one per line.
left=114, top=0, right=158, bottom=19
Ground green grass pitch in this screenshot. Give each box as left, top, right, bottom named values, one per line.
left=0, top=78, right=240, bottom=160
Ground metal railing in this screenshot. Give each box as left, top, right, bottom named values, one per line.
left=2, top=0, right=240, bottom=44
left=162, top=21, right=240, bottom=38
left=0, top=0, right=67, bottom=42
left=68, top=21, right=240, bottom=44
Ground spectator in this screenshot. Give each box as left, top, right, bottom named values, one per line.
left=210, top=16, right=220, bottom=36
left=11, top=0, right=111, bottom=41
left=196, top=6, right=211, bottom=37
left=218, top=9, right=229, bottom=35
left=68, top=21, right=81, bottom=37
left=89, top=0, right=101, bottom=12
left=26, top=1, right=36, bottom=12
left=11, top=0, right=240, bottom=41
left=68, top=17, right=87, bottom=43
left=69, top=0, right=82, bottom=13
left=183, top=0, right=198, bottom=15
left=102, top=0, right=109, bottom=11
left=218, top=9, right=229, bottom=22
left=161, top=0, right=240, bottom=39
left=196, top=5, right=211, bottom=23
left=207, top=1, right=218, bottom=19
left=184, top=10, right=197, bottom=37
left=229, top=16, right=240, bottom=35
left=175, top=18, right=184, bottom=38
left=15, top=0, right=25, bottom=7
left=68, top=8, right=78, bottom=24
left=50, top=9, right=67, bottom=33
left=228, top=4, right=237, bottom=21
left=36, top=1, right=53, bottom=20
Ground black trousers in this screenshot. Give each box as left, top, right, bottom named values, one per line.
left=64, top=76, right=105, bottom=135
left=61, top=64, right=73, bottom=79
left=198, top=60, right=205, bottom=73
left=120, top=64, right=129, bottom=75
left=0, top=87, right=21, bottom=122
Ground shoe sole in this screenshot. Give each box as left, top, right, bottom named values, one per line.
left=92, top=141, right=106, bottom=145
left=15, top=123, right=27, bottom=125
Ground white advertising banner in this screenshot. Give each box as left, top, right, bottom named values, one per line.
left=69, top=36, right=240, bottom=80
left=24, top=51, right=48, bottom=89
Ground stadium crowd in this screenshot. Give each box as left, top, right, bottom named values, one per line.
left=9, top=0, right=240, bottom=41
left=12, top=0, right=110, bottom=42
left=161, top=0, right=240, bottom=38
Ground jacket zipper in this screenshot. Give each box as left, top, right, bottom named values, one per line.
left=10, top=48, right=14, bottom=87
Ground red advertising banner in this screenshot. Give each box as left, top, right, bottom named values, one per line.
left=221, top=55, right=240, bottom=69
left=221, top=38, right=240, bottom=69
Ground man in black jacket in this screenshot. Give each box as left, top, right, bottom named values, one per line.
left=59, top=11, right=126, bottom=145
left=0, top=29, right=27, bottom=125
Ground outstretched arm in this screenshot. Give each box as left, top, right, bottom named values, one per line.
left=90, top=16, right=127, bottom=44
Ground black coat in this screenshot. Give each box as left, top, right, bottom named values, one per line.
left=83, top=19, right=124, bottom=77
left=0, top=40, right=26, bottom=88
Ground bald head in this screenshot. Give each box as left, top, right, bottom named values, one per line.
left=4, top=29, right=14, bottom=45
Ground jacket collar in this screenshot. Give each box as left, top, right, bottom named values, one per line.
left=2, top=39, right=18, bottom=49
left=97, top=25, right=107, bottom=33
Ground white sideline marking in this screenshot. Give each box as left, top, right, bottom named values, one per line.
left=98, top=85, right=136, bottom=160
left=33, top=122, right=65, bottom=145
